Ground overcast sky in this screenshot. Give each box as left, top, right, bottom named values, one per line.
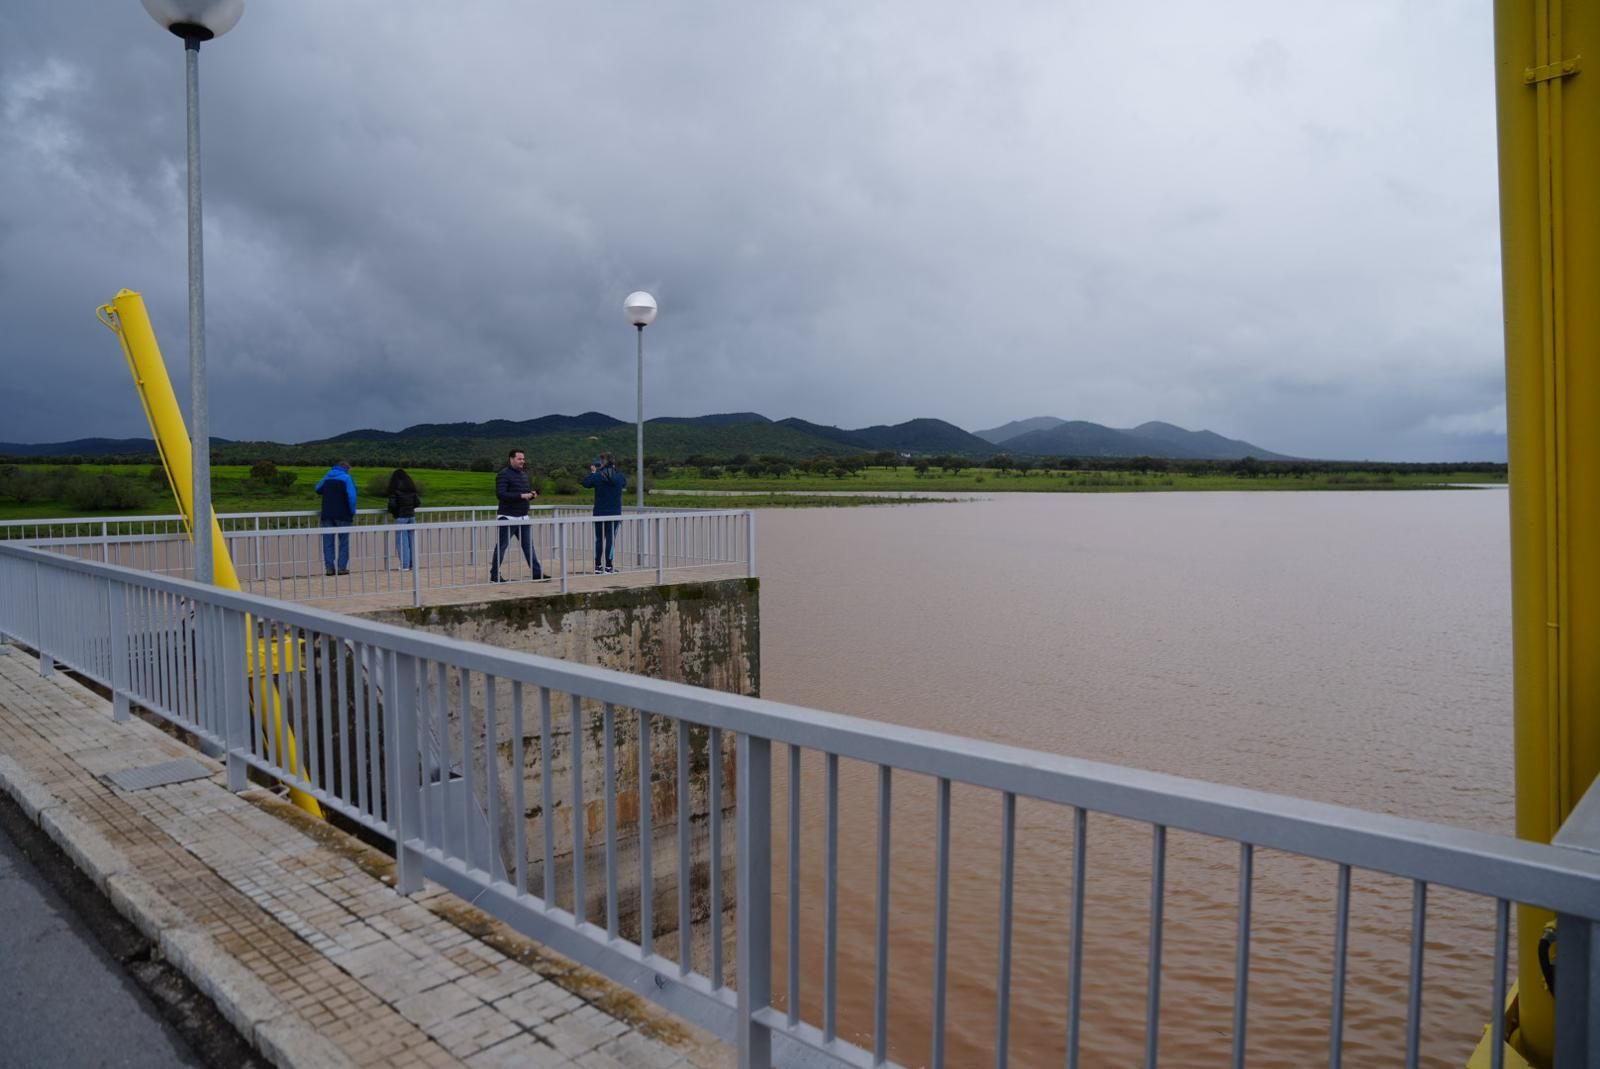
left=1, top=1, right=1508, bottom=460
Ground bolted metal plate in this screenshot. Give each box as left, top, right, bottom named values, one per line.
left=104, top=758, right=214, bottom=793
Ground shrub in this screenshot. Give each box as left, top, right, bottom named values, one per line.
left=62, top=473, right=152, bottom=511
left=469, top=456, right=496, bottom=472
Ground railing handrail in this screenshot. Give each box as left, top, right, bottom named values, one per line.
left=4, top=539, right=1596, bottom=919
left=0, top=503, right=673, bottom=530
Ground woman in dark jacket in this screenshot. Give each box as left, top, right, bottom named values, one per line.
left=386, top=469, right=421, bottom=570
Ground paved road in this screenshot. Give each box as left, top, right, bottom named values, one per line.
left=0, top=821, right=207, bottom=1069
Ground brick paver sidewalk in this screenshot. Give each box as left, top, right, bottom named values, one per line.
left=0, top=645, right=729, bottom=1069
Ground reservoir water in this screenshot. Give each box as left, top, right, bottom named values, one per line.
left=756, top=490, right=1512, bottom=1068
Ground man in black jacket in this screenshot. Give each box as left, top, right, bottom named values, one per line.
left=489, top=449, right=548, bottom=582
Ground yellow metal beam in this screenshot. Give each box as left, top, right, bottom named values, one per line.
left=1493, top=1, right=1598, bottom=1062
left=98, top=289, right=322, bottom=820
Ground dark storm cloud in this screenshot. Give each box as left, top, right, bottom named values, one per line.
left=1, top=1, right=1506, bottom=460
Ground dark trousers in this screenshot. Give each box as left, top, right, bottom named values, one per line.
left=593, top=518, right=620, bottom=569
left=321, top=519, right=351, bottom=571
left=491, top=517, right=541, bottom=578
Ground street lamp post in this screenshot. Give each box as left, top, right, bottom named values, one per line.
left=624, top=292, right=658, bottom=510
left=141, top=0, right=244, bottom=585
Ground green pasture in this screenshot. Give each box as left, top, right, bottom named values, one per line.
left=0, top=461, right=1506, bottom=522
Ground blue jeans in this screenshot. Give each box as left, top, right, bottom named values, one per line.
left=321, top=518, right=351, bottom=572
left=491, top=517, right=541, bottom=579
left=593, top=518, right=620, bottom=569
left=395, top=516, right=415, bottom=569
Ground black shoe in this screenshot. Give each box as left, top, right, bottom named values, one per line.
left=490, top=575, right=510, bottom=583
left=325, top=568, right=335, bottom=576
left=530, top=573, right=552, bottom=583
left=337, top=568, right=350, bottom=575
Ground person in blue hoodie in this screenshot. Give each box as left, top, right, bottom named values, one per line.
left=313, top=460, right=357, bottom=575
left=582, top=453, right=627, bottom=573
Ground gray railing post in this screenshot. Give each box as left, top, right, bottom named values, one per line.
left=33, top=562, right=53, bottom=677
left=100, top=520, right=110, bottom=563
left=108, top=582, right=131, bottom=722
left=221, top=607, right=250, bottom=792
left=656, top=516, right=666, bottom=585
left=253, top=515, right=264, bottom=583
left=412, top=534, right=423, bottom=608
left=1553, top=914, right=1596, bottom=1066
left=746, top=511, right=757, bottom=577
left=558, top=520, right=568, bottom=594
left=389, top=651, right=424, bottom=894
left=736, top=733, right=773, bottom=1069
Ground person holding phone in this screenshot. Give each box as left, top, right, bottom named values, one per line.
left=490, top=449, right=547, bottom=582
left=582, top=452, right=627, bottom=574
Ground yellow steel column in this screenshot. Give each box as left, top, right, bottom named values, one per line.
left=1493, top=0, right=1598, bottom=1062
left=98, top=289, right=323, bottom=820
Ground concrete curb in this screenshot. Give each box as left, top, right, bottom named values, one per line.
left=0, top=752, right=322, bottom=1067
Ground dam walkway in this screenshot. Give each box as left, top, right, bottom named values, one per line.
left=0, top=643, right=726, bottom=1069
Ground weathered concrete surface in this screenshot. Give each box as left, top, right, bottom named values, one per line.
left=358, top=579, right=757, bottom=938
left=0, top=645, right=729, bottom=1069
left=362, top=578, right=761, bottom=696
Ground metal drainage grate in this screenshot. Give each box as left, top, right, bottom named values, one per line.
left=104, top=758, right=214, bottom=793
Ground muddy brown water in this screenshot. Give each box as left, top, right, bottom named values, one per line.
left=756, top=490, right=1512, bottom=1068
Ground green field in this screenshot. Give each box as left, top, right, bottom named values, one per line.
left=0, top=461, right=1506, bottom=522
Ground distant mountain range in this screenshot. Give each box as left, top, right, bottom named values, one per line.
left=1, top=413, right=1289, bottom=463
left=975, top=417, right=1290, bottom=460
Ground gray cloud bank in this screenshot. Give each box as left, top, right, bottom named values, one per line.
left=1, top=1, right=1506, bottom=461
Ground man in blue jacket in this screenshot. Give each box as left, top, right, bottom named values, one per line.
left=313, top=460, right=357, bottom=575
left=490, top=449, right=547, bottom=582
left=582, top=453, right=627, bottom=573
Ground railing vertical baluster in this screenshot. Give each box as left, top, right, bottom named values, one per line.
left=541, top=688, right=554, bottom=907
left=824, top=750, right=838, bottom=1043
left=390, top=652, right=422, bottom=894
left=1330, top=863, right=1351, bottom=1069
left=1491, top=898, right=1509, bottom=1069
left=710, top=725, right=724, bottom=987
left=571, top=693, right=585, bottom=924
left=996, top=790, right=1015, bottom=1069
left=874, top=764, right=892, bottom=1068
left=640, top=710, right=655, bottom=958
left=788, top=744, right=802, bottom=1028
left=221, top=607, right=249, bottom=792
left=604, top=702, right=618, bottom=940
left=273, top=620, right=291, bottom=772
left=1232, top=842, right=1254, bottom=1069
left=1068, top=807, right=1087, bottom=1069
left=295, top=626, right=312, bottom=787
left=746, top=510, right=756, bottom=576
left=512, top=683, right=528, bottom=897
left=486, top=676, right=501, bottom=879
left=333, top=637, right=350, bottom=806
left=656, top=516, right=665, bottom=585
left=433, top=662, right=450, bottom=847
left=677, top=718, right=692, bottom=975
left=1405, top=881, right=1426, bottom=1069
left=109, top=583, right=130, bottom=722
left=352, top=640, right=369, bottom=813
left=932, top=776, right=951, bottom=1069
left=1146, top=824, right=1167, bottom=1069
left=735, top=732, right=773, bottom=1069
left=460, top=667, right=476, bottom=868
left=365, top=642, right=383, bottom=818
left=319, top=634, right=334, bottom=797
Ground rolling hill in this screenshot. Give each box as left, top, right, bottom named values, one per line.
left=4, top=413, right=1290, bottom=465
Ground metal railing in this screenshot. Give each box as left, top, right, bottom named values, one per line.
left=19, top=510, right=756, bottom=606
left=1, top=543, right=1597, bottom=1068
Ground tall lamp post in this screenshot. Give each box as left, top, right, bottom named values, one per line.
left=624, top=292, right=657, bottom=510
left=141, top=0, right=244, bottom=585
